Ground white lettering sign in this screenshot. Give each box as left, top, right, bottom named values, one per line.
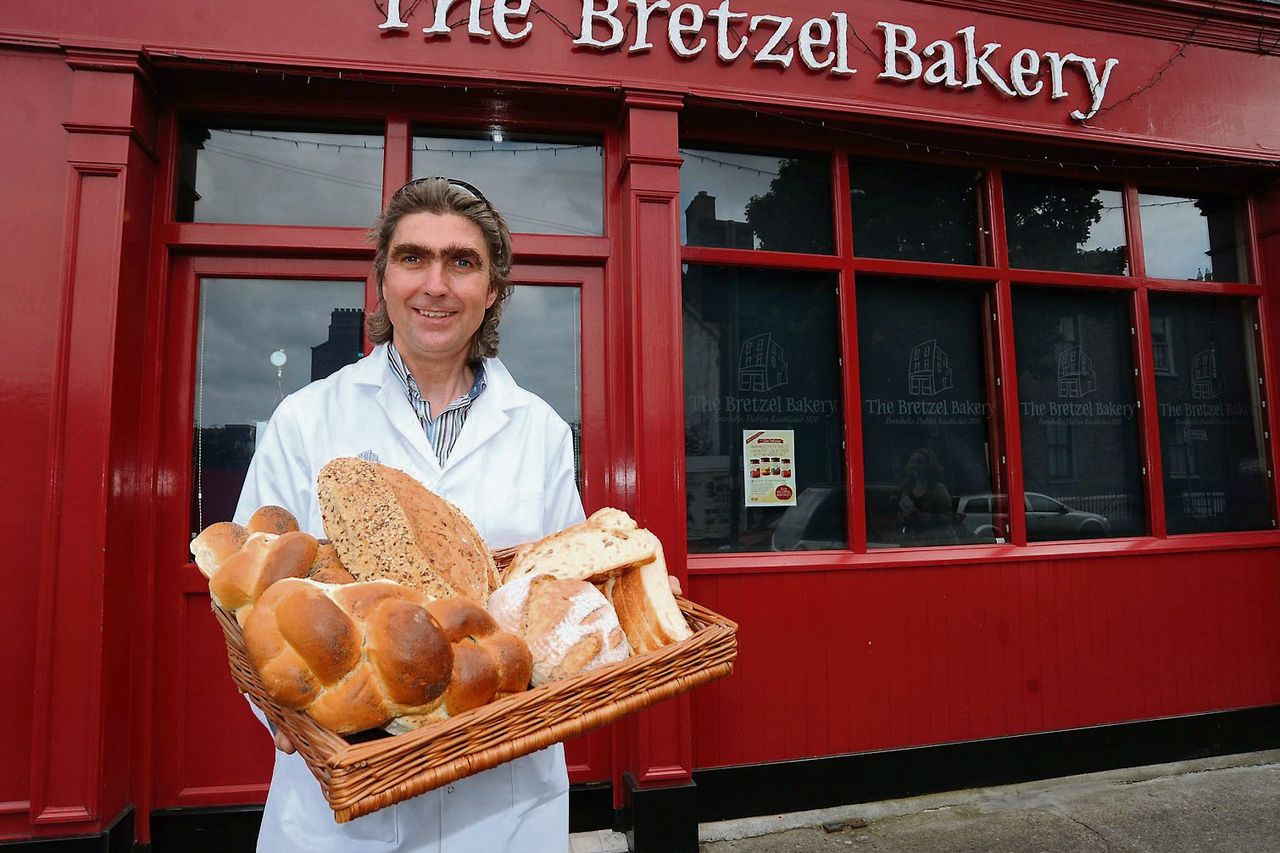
left=374, top=2, right=1122, bottom=121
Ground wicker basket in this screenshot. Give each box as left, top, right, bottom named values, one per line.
left=211, top=547, right=737, bottom=822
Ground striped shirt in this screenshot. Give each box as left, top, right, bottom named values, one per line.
left=387, top=344, right=487, bottom=465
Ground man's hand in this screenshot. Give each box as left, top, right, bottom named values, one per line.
left=274, top=730, right=297, bottom=754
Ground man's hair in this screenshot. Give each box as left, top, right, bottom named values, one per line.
left=366, top=178, right=514, bottom=364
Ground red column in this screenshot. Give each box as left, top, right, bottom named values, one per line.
left=27, top=48, right=158, bottom=842
left=617, top=90, right=699, bottom=852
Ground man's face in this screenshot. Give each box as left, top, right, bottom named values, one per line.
left=383, top=211, right=498, bottom=368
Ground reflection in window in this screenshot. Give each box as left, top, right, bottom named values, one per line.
left=192, top=280, right=364, bottom=534
left=412, top=132, right=603, bottom=235
left=857, top=278, right=999, bottom=547
left=680, top=149, right=833, bottom=253
left=499, top=285, right=583, bottom=492
left=1004, top=174, right=1127, bottom=275
left=1151, top=295, right=1271, bottom=533
left=850, top=161, right=983, bottom=264
left=1139, top=192, right=1246, bottom=282
left=1013, top=288, right=1146, bottom=540
left=177, top=124, right=383, bottom=226
left=683, top=265, right=845, bottom=552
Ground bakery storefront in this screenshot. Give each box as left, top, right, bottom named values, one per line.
left=4, top=0, right=1280, bottom=850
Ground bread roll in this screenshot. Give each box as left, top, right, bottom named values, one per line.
left=603, top=538, right=692, bottom=654
left=317, top=457, right=496, bottom=603
left=205, top=530, right=318, bottom=622
left=190, top=522, right=249, bottom=579
left=247, top=505, right=300, bottom=535
left=488, top=574, right=631, bottom=686
left=503, top=508, right=657, bottom=586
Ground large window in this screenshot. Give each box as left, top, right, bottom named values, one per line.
left=680, top=141, right=1272, bottom=554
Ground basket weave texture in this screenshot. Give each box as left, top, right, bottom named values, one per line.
left=212, top=546, right=737, bottom=822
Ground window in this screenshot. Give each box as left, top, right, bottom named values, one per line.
left=1013, top=288, right=1146, bottom=540
left=1004, top=174, right=1127, bottom=275
left=1139, top=191, right=1247, bottom=282
left=680, top=148, right=833, bottom=253
left=191, top=278, right=364, bottom=533
left=857, top=278, right=1000, bottom=548
left=683, top=265, right=845, bottom=552
left=412, top=131, right=603, bottom=235
left=177, top=122, right=384, bottom=226
left=1152, top=295, right=1271, bottom=533
left=850, top=161, right=984, bottom=264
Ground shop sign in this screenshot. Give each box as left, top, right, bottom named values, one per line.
left=377, top=0, right=1121, bottom=120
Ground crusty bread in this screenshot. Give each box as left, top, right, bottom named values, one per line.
left=246, top=505, right=300, bottom=535
left=502, top=507, right=657, bottom=586
left=488, top=573, right=631, bottom=686
left=190, top=522, right=249, bottom=579
left=317, top=457, right=496, bottom=604
left=205, top=530, right=318, bottom=623
left=603, top=539, right=692, bottom=654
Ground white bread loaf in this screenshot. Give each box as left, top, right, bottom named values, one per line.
left=603, top=538, right=692, bottom=654
left=488, top=574, right=631, bottom=686
left=243, top=578, right=531, bottom=735
left=317, top=457, right=497, bottom=603
left=503, top=508, right=657, bottom=586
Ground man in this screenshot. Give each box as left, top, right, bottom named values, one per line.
left=234, top=177, right=583, bottom=851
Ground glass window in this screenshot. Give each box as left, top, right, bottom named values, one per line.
left=412, top=132, right=603, bottom=236
left=683, top=265, right=845, bottom=552
left=177, top=123, right=384, bottom=226
left=856, top=278, right=1000, bottom=547
left=500, top=285, right=583, bottom=490
left=1139, top=192, right=1247, bottom=282
left=1151, top=295, right=1271, bottom=533
left=1013, top=288, right=1146, bottom=540
left=680, top=148, right=833, bottom=253
left=1004, top=174, right=1127, bottom=275
left=192, top=279, right=364, bottom=534
left=850, top=161, right=984, bottom=264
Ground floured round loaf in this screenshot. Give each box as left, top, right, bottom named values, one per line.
left=488, top=574, right=631, bottom=686
left=317, top=457, right=496, bottom=603
left=503, top=507, right=657, bottom=586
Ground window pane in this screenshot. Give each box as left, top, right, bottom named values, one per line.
left=680, top=149, right=833, bottom=253
left=1013, top=288, right=1146, bottom=540
left=1139, top=192, right=1247, bottom=282
left=857, top=278, right=1000, bottom=547
left=177, top=124, right=383, bottom=226
left=1151, top=295, right=1271, bottom=533
left=684, top=266, right=845, bottom=552
left=499, top=285, right=582, bottom=491
left=412, top=133, right=602, bottom=235
left=851, top=161, right=983, bottom=264
left=193, top=280, right=364, bottom=534
left=1004, top=175, right=1127, bottom=275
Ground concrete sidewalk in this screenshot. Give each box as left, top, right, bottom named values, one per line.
left=570, top=750, right=1280, bottom=852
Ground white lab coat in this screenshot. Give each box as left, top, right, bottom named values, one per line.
left=233, top=344, right=585, bottom=852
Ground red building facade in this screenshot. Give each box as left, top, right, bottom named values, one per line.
left=2, top=1, right=1279, bottom=850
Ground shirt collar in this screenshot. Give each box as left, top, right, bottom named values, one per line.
left=386, top=342, right=487, bottom=406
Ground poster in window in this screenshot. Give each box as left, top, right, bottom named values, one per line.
left=742, top=430, right=797, bottom=506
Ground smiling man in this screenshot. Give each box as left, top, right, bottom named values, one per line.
left=234, top=177, right=585, bottom=852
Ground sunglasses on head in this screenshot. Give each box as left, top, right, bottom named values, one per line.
left=392, top=176, right=494, bottom=211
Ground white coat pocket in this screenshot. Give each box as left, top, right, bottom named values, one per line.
left=480, top=489, right=545, bottom=550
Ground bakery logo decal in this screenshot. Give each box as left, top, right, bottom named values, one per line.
left=908, top=339, right=952, bottom=397
left=1191, top=349, right=1224, bottom=400
left=1057, top=345, right=1096, bottom=398
left=739, top=332, right=788, bottom=393
left=375, top=1, right=1121, bottom=121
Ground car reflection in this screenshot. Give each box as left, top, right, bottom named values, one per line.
left=955, top=492, right=1111, bottom=540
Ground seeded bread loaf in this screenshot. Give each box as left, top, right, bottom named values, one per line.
left=317, top=457, right=497, bottom=604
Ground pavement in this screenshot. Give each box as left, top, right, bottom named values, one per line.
left=569, top=749, right=1280, bottom=853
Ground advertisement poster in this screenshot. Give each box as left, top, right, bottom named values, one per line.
left=743, top=429, right=797, bottom=507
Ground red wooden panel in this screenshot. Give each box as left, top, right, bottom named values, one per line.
left=689, top=546, right=1280, bottom=770
left=0, top=49, right=72, bottom=817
